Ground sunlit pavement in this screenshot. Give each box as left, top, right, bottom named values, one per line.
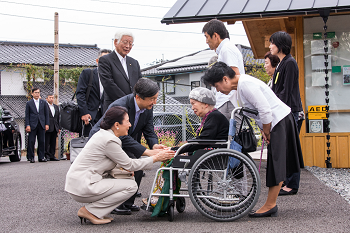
left=0, top=156, right=349, bottom=232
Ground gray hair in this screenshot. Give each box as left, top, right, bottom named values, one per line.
left=189, top=87, right=216, bottom=106
left=208, top=55, right=218, bottom=67
left=114, top=30, right=134, bottom=44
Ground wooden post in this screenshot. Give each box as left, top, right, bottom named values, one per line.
left=54, top=12, right=60, bottom=158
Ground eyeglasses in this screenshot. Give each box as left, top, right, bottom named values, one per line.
left=121, top=40, right=134, bottom=47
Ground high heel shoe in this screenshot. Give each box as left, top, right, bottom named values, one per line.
left=79, top=217, right=87, bottom=224
left=77, top=206, right=111, bottom=225
left=248, top=205, right=278, bottom=218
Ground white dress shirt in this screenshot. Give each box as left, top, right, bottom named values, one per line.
left=97, top=68, right=104, bottom=99
left=115, top=50, right=129, bottom=78
left=48, top=103, right=55, bottom=116
left=34, top=99, right=40, bottom=112
left=215, top=38, right=245, bottom=109
left=233, top=74, right=291, bottom=130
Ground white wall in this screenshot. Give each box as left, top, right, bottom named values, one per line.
left=1, top=69, right=27, bottom=95
left=174, top=74, right=190, bottom=97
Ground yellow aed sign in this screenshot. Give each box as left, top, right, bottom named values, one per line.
left=308, top=105, right=328, bottom=119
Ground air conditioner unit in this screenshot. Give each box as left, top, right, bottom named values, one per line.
left=309, top=120, right=323, bottom=133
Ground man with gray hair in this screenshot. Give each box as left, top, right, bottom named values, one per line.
left=98, top=30, right=142, bottom=113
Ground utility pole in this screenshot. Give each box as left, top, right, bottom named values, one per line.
left=54, top=12, right=60, bottom=159
left=54, top=12, right=59, bottom=105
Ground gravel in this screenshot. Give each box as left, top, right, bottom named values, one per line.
left=306, top=166, right=350, bottom=204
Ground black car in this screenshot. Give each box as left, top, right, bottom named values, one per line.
left=153, top=112, right=200, bottom=145
left=0, top=108, right=22, bottom=162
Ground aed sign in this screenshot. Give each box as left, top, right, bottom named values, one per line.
left=308, top=105, right=327, bottom=119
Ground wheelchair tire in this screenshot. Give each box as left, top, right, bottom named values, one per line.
left=176, top=197, right=186, bottom=213
left=188, top=149, right=260, bottom=222
left=167, top=204, right=174, bottom=222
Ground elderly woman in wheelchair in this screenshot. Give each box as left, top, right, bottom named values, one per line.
left=141, top=87, right=229, bottom=214
left=142, top=85, right=262, bottom=222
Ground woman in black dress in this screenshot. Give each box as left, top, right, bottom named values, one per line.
left=269, top=31, right=305, bottom=195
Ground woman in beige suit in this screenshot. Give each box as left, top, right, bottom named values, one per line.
left=65, top=106, right=174, bottom=225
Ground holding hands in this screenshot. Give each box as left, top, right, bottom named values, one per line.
left=152, top=149, right=175, bottom=163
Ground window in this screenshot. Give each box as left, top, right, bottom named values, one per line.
left=191, top=81, right=200, bottom=90
left=304, top=15, right=350, bottom=133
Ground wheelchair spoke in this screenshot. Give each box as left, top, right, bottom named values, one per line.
left=188, top=149, right=261, bottom=221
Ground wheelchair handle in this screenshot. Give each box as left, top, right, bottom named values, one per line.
left=241, top=107, right=258, bottom=116
left=231, top=107, right=258, bottom=119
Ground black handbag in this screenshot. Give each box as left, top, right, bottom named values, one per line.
left=60, top=100, right=82, bottom=133
left=60, top=69, right=94, bottom=133
left=234, top=113, right=257, bottom=153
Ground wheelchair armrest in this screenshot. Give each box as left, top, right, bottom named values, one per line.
left=187, top=139, right=227, bottom=144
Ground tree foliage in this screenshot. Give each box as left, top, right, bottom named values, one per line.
left=4, top=64, right=88, bottom=99
left=245, top=62, right=270, bottom=84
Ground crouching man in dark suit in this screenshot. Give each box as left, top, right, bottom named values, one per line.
left=25, top=88, right=50, bottom=163
left=45, top=94, right=60, bottom=161
left=89, top=78, right=174, bottom=215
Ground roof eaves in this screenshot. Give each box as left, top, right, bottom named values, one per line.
left=161, top=6, right=350, bottom=24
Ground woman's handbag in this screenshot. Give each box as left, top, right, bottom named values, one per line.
left=234, top=114, right=257, bottom=153
left=109, top=167, right=134, bottom=180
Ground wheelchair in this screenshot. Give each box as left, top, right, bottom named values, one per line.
left=144, top=107, right=261, bottom=222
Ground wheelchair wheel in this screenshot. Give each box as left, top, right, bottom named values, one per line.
left=188, top=149, right=260, bottom=222
left=167, top=204, right=174, bottom=222
left=176, top=197, right=186, bottom=213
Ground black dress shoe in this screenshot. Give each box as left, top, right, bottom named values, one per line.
left=136, top=192, right=142, bottom=197
left=249, top=205, right=278, bottom=218
left=279, top=188, right=298, bottom=196
left=125, top=204, right=140, bottom=211
left=38, top=158, right=47, bottom=162
left=29, top=158, right=35, bottom=163
left=111, top=205, right=132, bottom=215
left=50, top=158, right=60, bottom=161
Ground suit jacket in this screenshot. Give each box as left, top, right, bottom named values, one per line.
left=272, top=54, right=303, bottom=113
left=76, top=68, right=103, bottom=121
left=65, top=129, right=153, bottom=197
left=47, top=103, right=60, bottom=133
left=25, top=99, right=50, bottom=129
left=89, top=94, right=158, bottom=158
left=98, top=51, right=142, bottom=112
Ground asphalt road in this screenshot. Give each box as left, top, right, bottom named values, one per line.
left=1, top=156, right=349, bottom=233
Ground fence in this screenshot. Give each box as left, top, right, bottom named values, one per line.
left=58, top=103, right=201, bottom=158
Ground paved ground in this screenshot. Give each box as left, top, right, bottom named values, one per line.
left=0, top=155, right=349, bottom=233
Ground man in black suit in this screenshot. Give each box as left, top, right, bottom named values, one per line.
left=44, top=94, right=60, bottom=161
left=89, top=78, right=173, bottom=215
left=25, top=88, right=50, bottom=163
left=76, top=49, right=112, bottom=136
left=98, top=30, right=142, bottom=112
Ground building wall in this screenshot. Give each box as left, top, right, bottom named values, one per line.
left=1, top=69, right=27, bottom=95
left=174, top=73, right=191, bottom=97
left=16, top=119, right=26, bottom=151
left=300, top=15, right=350, bottom=168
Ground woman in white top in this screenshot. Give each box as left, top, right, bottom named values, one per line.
left=202, top=62, right=303, bottom=218
left=65, top=106, right=174, bottom=225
